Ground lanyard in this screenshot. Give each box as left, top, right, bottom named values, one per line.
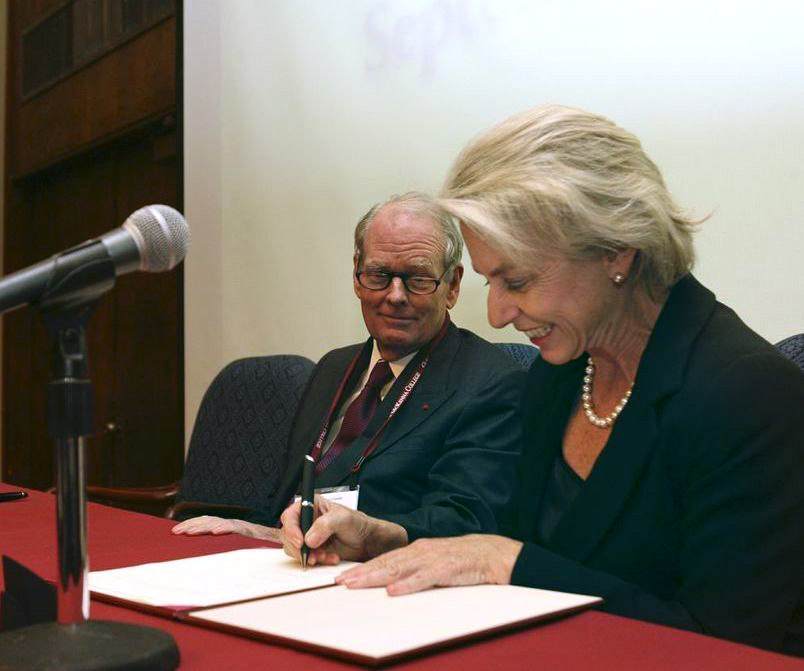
left=309, top=316, right=451, bottom=475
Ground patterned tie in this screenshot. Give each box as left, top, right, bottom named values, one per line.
left=316, top=359, right=394, bottom=475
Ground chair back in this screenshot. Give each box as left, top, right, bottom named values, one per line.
left=177, top=354, right=315, bottom=510
left=775, top=333, right=804, bottom=372
left=496, top=342, right=539, bottom=370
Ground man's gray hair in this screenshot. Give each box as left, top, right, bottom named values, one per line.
left=354, top=192, right=463, bottom=274
left=440, top=104, right=700, bottom=298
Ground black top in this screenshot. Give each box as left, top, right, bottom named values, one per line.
left=535, top=453, right=584, bottom=544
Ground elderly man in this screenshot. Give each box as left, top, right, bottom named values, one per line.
left=173, top=192, right=523, bottom=549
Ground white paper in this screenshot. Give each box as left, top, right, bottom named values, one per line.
left=89, top=548, right=358, bottom=608
left=189, top=584, right=601, bottom=662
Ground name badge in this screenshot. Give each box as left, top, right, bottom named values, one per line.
left=294, top=485, right=359, bottom=511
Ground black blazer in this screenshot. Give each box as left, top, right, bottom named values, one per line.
left=509, top=275, right=804, bottom=655
left=257, top=322, right=525, bottom=540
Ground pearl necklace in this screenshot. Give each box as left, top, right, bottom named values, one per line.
left=581, top=357, right=633, bottom=429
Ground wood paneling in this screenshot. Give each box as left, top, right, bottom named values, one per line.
left=11, top=13, right=176, bottom=176
left=3, top=0, right=182, bottom=497
left=14, top=0, right=66, bottom=30
left=107, top=129, right=182, bottom=485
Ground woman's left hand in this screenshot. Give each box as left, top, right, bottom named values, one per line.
left=335, top=534, right=523, bottom=595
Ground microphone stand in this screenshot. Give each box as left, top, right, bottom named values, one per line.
left=0, top=248, right=178, bottom=669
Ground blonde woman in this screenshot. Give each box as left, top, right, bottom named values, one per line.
left=333, top=105, right=804, bottom=655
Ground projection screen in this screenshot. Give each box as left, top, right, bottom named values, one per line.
left=183, top=0, right=804, bottom=438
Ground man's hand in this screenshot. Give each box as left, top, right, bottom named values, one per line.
left=171, top=516, right=281, bottom=541
left=280, top=496, right=408, bottom=566
left=335, top=534, right=522, bottom=595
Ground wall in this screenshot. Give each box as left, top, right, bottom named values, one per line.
left=184, top=0, right=804, bottom=442
left=0, top=1, right=6, bottom=468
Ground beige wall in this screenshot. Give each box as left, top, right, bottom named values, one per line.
left=0, top=1, right=6, bottom=467
left=184, top=0, right=804, bottom=446
left=183, top=0, right=223, bottom=446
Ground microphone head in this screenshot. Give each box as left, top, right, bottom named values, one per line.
left=123, top=205, right=190, bottom=272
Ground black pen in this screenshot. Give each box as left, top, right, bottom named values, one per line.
left=299, top=455, right=316, bottom=570
left=0, top=491, right=28, bottom=503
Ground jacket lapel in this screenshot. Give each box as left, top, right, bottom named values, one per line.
left=272, top=343, right=368, bottom=506
left=548, top=275, right=717, bottom=561
left=368, top=322, right=461, bottom=457
left=549, top=386, right=661, bottom=560
left=318, top=323, right=461, bottom=486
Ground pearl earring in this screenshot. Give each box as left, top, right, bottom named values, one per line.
left=612, top=273, right=626, bottom=286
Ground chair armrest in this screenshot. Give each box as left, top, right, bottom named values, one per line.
left=164, top=501, right=254, bottom=521
left=86, top=483, right=180, bottom=504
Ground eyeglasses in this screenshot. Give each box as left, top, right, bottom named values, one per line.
left=355, top=269, right=450, bottom=295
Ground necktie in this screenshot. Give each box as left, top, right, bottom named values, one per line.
left=316, top=359, right=394, bottom=475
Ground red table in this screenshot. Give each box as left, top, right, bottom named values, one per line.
left=2, top=484, right=802, bottom=670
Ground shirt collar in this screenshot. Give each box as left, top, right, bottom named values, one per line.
left=369, top=341, right=417, bottom=379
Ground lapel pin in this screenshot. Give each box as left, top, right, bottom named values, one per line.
left=422, top=403, right=430, bottom=411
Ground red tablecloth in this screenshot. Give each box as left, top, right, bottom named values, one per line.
left=2, top=484, right=802, bottom=670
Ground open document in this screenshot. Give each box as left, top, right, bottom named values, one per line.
left=89, top=548, right=358, bottom=610
left=90, top=548, right=601, bottom=664
left=184, top=583, right=602, bottom=665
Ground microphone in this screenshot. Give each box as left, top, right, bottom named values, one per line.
left=0, top=205, right=189, bottom=315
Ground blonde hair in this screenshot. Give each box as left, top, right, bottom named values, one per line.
left=440, top=104, right=699, bottom=297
